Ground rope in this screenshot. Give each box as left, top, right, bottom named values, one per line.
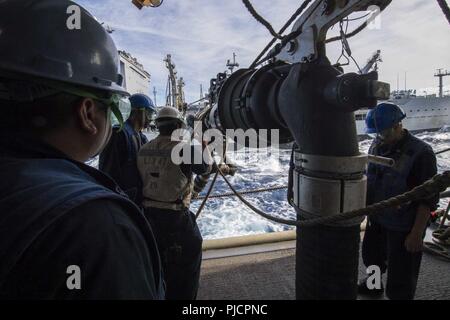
left=193, top=147, right=450, bottom=202
left=194, top=185, right=288, bottom=200
left=249, top=0, right=449, bottom=66
left=195, top=170, right=219, bottom=219
left=439, top=201, right=450, bottom=229
left=436, top=147, right=450, bottom=155
left=325, top=21, right=368, bottom=43
left=241, top=0, right=282, bottom=40
left=194, top=133, right=228, bottom=219
left=217, top=169, right=450, bottom=227
left=436, top=0, right=450, bottom=25
left=250, top=0, right=313, bottom=69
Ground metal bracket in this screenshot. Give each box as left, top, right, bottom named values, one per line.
left=276, top=0, right=392, bottom=64
left=295, top=152, right=367, bottom=174
left=292, top=173, right=367, bottom=226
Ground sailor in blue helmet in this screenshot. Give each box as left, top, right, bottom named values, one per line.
left=99, top=93, right=156, bottom=204
left=0, top=0, right=163, bottom=299
left=358, top=102, right=438, bottom=300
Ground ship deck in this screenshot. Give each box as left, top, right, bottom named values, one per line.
left=198, top=229, right=450, bottom=300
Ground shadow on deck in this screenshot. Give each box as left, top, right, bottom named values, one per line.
left=198, top=237, right=450, bottom=300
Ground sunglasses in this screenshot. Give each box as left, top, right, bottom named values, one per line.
left=42, top=81, right=127, bottom=130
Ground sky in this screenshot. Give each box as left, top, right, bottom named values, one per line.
left=76, top=0, right=450, bottom=104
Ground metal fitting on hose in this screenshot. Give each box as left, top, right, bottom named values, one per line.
left=292, top=152, right=368, bottom=226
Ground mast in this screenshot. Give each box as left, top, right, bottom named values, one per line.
left=177, top=77, right=186, bottom=112
left=164, top=54, right=178, bottom=109
left=404, top=71, right=407, bottom=92
left=226, top=52, right=240, bottom=74
left=435, top=68, right=450, bottom=98
left=153, top=86, right=157, bottom=106
left=397, top=73, right=399, bottom=92
left=163, top=54, right=187, bottom=113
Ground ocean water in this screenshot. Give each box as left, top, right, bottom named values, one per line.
left=193, top=127, right=450, bottom=240
left=88, top=127, right=450, bottom=240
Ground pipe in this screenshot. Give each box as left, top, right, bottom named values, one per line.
left=367, top=154, right=395, bottom=167
left=203, top=230, right=296, bottom=251
left=202, top=221, right=369, bottom=252
left=204, top=56, right=386, bottom=299
left=278, top=60, right=362, bottom=300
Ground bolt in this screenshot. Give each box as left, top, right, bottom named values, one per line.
left=322, top=0, right=336, bottom=16
left=287, top=41, right=297, bottom=54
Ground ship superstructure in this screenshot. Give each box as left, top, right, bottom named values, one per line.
left=119, top=50, right=151, bottom=95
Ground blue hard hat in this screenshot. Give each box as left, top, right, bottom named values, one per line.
left=186, top=114, right=196, bottom=128
left=129, top=93, right=156, bottom=112
left=365, top=103, right=406, bottom=134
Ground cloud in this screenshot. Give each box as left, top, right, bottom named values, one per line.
left=76, top=0, right=450, bottom=103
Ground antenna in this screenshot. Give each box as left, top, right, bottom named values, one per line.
left=397, top=73, right=399, bottom=92
left=404, top=71, right=407, bottom=92
left=435, top=68, right=450, bottom=98
left=226, top=52, right=240, bottom=74
left=153, top=86, right=157, bottom=107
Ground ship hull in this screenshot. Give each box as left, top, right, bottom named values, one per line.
left=356, top=97, right=450, bottom=135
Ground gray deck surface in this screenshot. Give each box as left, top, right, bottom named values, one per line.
left=198, top=233, right=450, bottom=300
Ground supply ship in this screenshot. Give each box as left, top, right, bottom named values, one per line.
left=355, top=70, right=450, bottom=135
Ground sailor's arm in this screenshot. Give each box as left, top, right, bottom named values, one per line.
left=190, top=140, right=212, bottom=176
left=189, top=141, right=212, bottom=197
left=99, top=128, right=128, bottom=173
left=405, top=148, right=438, bottom=253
